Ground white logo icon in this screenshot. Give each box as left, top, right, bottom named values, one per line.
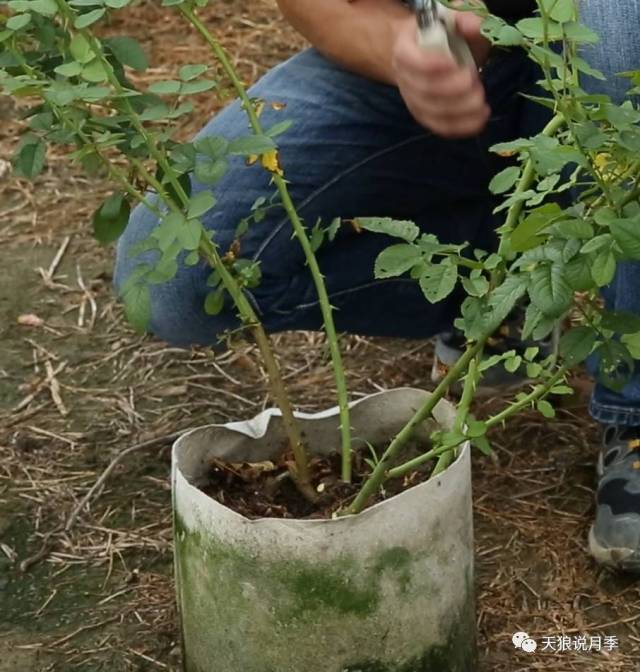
left=513, top=631, right=537, bottom=653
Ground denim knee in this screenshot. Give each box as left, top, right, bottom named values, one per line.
left=114, top=202, right=241, bottom=347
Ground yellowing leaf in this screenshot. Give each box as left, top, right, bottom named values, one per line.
left=245, top=154, right=259, bottom=166
left=261, top=149, right=283, bottom=176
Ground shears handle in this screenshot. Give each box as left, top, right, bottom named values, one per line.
left=416, top=4, right=476, bottom=68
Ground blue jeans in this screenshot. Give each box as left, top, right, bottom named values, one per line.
left=114, top=1, right=640, bottom=427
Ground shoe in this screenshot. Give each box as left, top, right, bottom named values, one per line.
left=589, top=426, right=640, bottom=572
left=432, top=306, right=556, bottom=394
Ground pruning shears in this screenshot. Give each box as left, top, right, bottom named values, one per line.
left=411, top=0, right=476, bottom=68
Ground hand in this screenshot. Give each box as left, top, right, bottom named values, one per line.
left=391, top=11, right=492, bottom=138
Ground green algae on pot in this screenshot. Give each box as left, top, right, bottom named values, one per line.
left=172, top=389, right=475, bottom=672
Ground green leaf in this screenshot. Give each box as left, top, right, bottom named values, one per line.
left=536, top=400, right=556, bottom=419
left=147, top=257, right=178, bottom=284
left=179, top=219, right=202, bottom=251
left=227, top=135, right=276, bottom=156
left=564, top=255, right=593, bottom=292
left=8, top=12, right=32, bottom=30
left=546, top=0, right=575, bottom=22
left=105, top=0, right=130, bottom=7
left=55, top=61, right=83, bottom=77
left=622, top=333, right=640, bottom=360
left=30, top=0, right=58, bottom=16
left=592, top=249, right=616, bottom=287
left=74, top=8, right=106, bottom=28
left=123, top=284, right=151, bottom=333
left=559, top=326, right=598, bottom=365
left=455, top=296, right=488, bottom=341
left=148, top=80, right=181, bottom=95
left=356, top=217, right=420, bottom=243
left=419, top=259, right=458, bottom=304
left=504, top=355, right=522, bottom=374
left=595, top=340, right=634, bottom=392
left=510, top=203, right=563, bottom=252
left=374, top=244, right=421, bottom=279
left=180, top=80, right=216, bottom=95
left=266, top=120, right=293, bottom=138
left=489, top=166, right=520, bottom=194
left=204, top=288, right=225, bottom=316
left=529, top=262, right=572, bottom=317
left=466, top=420, right=487, bottom=439
left=69, top=34, right=94, bottom=63
left=187, top=192, right=216, bottom=219
left=92, top=192, right=130, bottom=244
left=488, top=274, right=527, bottom=326
left=461, top=275, right=489, bottom=297
left=609, top=215, right=640, bottom=260
left=179, top=64, right=208, bottom=80
left=600, top=311, right=640, bottom=335
left=195, top=136, right=229, bottom=159
left=14, top=135, right=46, bottom=179
left=105, top=36, right=148, bottom=72
left=553, top=219, right=594, bottom=240
left=195, top=158, right=228, bottom=185
left=81, top=59, right=109, bottom=83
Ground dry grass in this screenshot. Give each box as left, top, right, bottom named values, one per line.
left=1, top=1, right=640, bottom=670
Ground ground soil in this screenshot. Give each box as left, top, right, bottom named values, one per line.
left=1, top=2, right=640, bottom=671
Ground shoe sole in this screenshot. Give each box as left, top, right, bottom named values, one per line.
left=591, top=452, right=640, bottom=572
left=588, top=525, right=640, bottom=573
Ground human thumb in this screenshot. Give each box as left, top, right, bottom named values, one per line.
left=454, top=10, right=492, bottom=67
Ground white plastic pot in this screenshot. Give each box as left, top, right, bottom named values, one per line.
left=172, top=388, right=475, bottom=672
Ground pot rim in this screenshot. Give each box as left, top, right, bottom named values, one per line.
left=172, top=387, right=471, bottom=526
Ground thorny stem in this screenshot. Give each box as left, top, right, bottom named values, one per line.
left=180, top=3, right=354, bottom=482
left=387, top=364, right=568, bottom=481
left=431, top=354, right=481, bottom=478
left=350, top=110, right=566, bottom=512
left=348, top=341, right=485, bottom=515
left=50, top=0, right=315, bottom=498
left=485, top=366, right=569, bottom=429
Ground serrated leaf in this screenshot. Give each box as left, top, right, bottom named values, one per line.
left=105, top=36, right=148, bottom=72
left=609, top=215, right=640, bottom=260
left=374, top=244, right=421, bottom=279
left=81, top=59, right=109, bottom=83
left=123, top=283, right=151, bottom=333
left=419, top=259, right=458, bottom=304
left=7, top=13, right=31, bottom=30
left=592, top=249, right=616, bottom=287
left=356, top=217, right=420, bottom=243
left=148, top=80, right=181, bottom=95
left=195, top=158, right=228, bottom=185
left=266, top=120, right=293, bottom=138
left=180, top=79, right=216, bottom=95
left=595, top=340, right=634, bottom=392
left=69, top=34, right=94, bottom=63
left=600, top=311, right=640, bottom=334
left=511, top=203, right=563, bottom=252
left=14, top=135, right=46, bottom=179
left=487, top=275, right=527, bottom=327
left=489, top=166, right=520, bottom=194
left=559, top=326, right=598, bottom=365
left=179, top=64, right=208, bottom=81
left=537, top=400, right=556, bottom=418
left=204, top=288, right=225, bottom=315
left=92, top=192, right=130, bottom=244
left=55, top=61, right=83, bottom=77
left=622, top=333, right=640, bottom=360
left=228, top=135, right=276, bottom=156
left=74, top=8, right=106, bottom=28
left=187, top=192, right=216, bottom=219
left=178, top=219, right=202, bottom=251
left=529, top=262, right=572, bottom=317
